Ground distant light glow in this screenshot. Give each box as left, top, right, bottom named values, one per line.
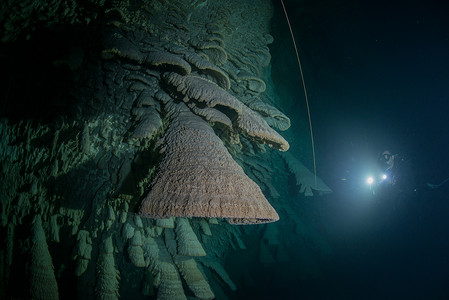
left=382, top=174, right=387, bottom=180
left=366, top=176, right=374, bottom=185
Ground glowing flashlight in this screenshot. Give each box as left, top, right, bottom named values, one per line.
left=366, top=176, right=374, bottom=185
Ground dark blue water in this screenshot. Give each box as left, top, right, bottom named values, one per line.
left=268, top=0, right=449, bottom=298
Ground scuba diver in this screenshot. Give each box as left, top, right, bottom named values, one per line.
left=375, top=149, right=449, bottom=198
left=339, top=146, right=449, bottom=200
left=377, top=150, right=414, bottom=194
left=378, top=151, right=410, bottom=188
left=373, top=149, right=417, bottom=198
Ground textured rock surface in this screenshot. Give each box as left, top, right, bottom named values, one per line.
left=29, top=215, right=59, bottom=300
left=0, top=0, right=331, bottom=299
left=96, top=236, right=120, bottom=300
left=139, top=102, right=279, bottom=224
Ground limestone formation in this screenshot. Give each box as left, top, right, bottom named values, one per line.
left=50, top=215, right=60, bottom=242
left=103, top=37, right=192, bottom=75
left=175, top=218, right=206, bottom=257
left=246, top=97, right=291, bottom=131
left=175, top=257, right=215, bottom=300
left=0, top=0, right=332, bottom=299
left=131, top=106, right=163, bottom=140
left=139, top=102, right=279, bottom=224
left=146, top=237, right=187, bottom=300
left=187, top=103, right=233, bottom=130
left=155, top=217, right=175, bottom=229
left=283, top=152, right=332, bottom=196
left=199, top=219, right=212, bottom=236
left=96, top=236, right=120, bottom=300
left=73, top=230, right=93, bottom=277
left=29, top=215, right=59, bottom=300
left=179, top=51, right=230, bottom=89
left=162, top=72, right=289, bottom=151
left=122, top=222, right=135, bottom=240
left=128, top=230, right=146, bottom=267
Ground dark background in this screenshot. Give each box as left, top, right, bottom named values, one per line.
left=267, top=0, right=449, bottom=298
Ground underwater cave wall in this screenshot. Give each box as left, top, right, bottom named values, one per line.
left=0, top=0, right=332, bottom=299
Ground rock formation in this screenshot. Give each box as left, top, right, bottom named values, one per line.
left=0, top=0, right=331, bottom=299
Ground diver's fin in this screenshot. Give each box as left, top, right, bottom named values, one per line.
left=426, top=177, right=449, bottom=189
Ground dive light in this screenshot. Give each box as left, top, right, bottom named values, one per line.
left=366, top=173, right=387, bottom=186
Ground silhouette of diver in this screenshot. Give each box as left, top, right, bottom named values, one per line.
left=377, top=149, right=449, bottom=197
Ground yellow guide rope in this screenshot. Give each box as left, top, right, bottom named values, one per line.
left=280, top=0, right=317, bottom=186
